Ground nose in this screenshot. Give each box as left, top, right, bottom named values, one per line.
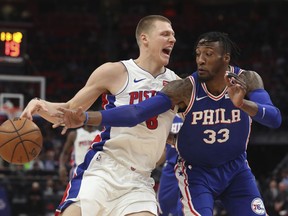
left=169, top=35, right=176, bottom=43
left=197, top=54, right=205, bottom=65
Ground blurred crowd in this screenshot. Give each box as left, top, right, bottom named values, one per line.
left=0, top=0, right=288, bottom=215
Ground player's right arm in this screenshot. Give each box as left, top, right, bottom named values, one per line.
left=20, top=62, right=127, bottom=124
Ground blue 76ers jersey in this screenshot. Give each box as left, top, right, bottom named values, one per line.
left=177, top=66, right=252, bottom=167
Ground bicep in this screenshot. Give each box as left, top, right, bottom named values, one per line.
left=241, top=70, right=264, bottom=93
left=68, top=62, right=126, bottom=110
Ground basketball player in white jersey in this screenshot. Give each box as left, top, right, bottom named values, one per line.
left=59, top=125, right=101, bottom=184
left=20, top=15, right=179, bottom=216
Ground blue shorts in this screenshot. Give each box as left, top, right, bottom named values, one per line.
left=176, top=154, right=266, bottom=216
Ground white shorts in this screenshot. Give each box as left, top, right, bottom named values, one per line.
left=56, top=150, right=157, bottom=216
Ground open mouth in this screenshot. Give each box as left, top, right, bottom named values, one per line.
left=162, top=47, right=172, bottom=56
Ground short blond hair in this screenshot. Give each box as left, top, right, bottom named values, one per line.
left=135, top=15, right=171, bottom=45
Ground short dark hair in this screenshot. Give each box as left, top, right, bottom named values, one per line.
left=195, top=31, right=240, bottom=65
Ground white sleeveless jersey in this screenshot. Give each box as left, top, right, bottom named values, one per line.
left=71, top=127, right=101, bottom=166
left=93, top=59, right=177, bottom=173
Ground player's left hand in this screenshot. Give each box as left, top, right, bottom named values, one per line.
left=224, top=72, right=247, bottom=108
left=52, top=107, right=86, bottom=135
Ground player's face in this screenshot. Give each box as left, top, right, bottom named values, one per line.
left=195, top=41, right=228, bottom=82
left=147, top=21, right=176, bottom=66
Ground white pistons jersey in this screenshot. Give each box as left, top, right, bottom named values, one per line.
left=72, top=127, right=101, bottom=166
left=95, top=59, right=178, bottom=173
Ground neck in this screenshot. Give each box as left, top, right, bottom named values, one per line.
left=134, top=58, right=165, bottom=77
left=205, top=67, right=229, bottom=96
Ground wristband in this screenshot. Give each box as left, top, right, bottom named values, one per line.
left=83, top=112, right=89, bottom=125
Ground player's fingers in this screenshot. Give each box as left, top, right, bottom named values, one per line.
left=61, top=127, right=68, bottom=135
left=50, top=111, right=64, bottom=118
left=20, top=111, right=32, bottom=120
left=56, top=107, right=68, bottom=113
left=224, top=73, right=233, bottom=87
left=76, top=107, right=84, bottom=115
left=52, top=123, right=60, bottom=128
left=226, top=72, right=246, bottom=87
left=232, top=77, right=246, bottom=89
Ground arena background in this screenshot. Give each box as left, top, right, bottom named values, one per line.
left=0, top=0, right=287, bottom=215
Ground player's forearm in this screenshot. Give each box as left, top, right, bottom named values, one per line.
left=245, top=89, right=282, bottom=128
left=36, top=99, right=68, bottom=124
left=59, top=156, right=67, bottom=169
left=98, top=92, right=172, bottom=127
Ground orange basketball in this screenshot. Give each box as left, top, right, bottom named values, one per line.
left=0, top=118, right=43, bottom=164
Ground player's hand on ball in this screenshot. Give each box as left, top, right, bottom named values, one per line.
left=224, top=72, right=247, bottom=108
left=20, top=98, right=48, bottom=120
left=52, top=107, right=86, bottom=135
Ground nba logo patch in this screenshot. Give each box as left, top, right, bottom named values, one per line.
left=96, top=153, right=101, bottom=161
left=251, top=198, right=265, bottom=215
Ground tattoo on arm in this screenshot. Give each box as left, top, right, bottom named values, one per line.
left=161, top=77, right=192, bottom=109
left=241, top=70, right=264, bottom=93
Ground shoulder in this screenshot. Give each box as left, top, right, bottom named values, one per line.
left=87, top=61, right=128, bottom=95
left=96, top=61, right=126, bottom=75
left=240, top=70, right=264, bottom=92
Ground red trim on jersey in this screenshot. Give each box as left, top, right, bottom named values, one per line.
left=101, top=93, right=109, bottom=110
left=184, top=76, right=195, bottom=116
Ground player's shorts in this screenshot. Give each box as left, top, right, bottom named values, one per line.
left=176, top=154, right=266, bottom=216
left=55, top=149, right=158, bottom=216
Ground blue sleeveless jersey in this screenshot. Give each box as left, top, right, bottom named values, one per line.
left=177, top=66, right=252, bottom=167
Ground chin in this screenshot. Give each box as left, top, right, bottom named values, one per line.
left=162, top=58, right=170, bottom=66
left=198, top=73, right=211, bottom=82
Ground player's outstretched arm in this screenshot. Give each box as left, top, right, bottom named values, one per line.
left=52, top=92, right=171, bottom=135
left=53, top=78, right=191, bottom=133
left=20, top=97, right=67, bottom=123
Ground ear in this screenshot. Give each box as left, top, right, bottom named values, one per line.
left=224, top=53, right=230, bottom=63
left=140, top=33, right=148, bottom=46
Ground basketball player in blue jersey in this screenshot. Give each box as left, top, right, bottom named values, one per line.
left=20, top=15, right=179, bottom=216
left=157, top=115, right=183, bottom=216
left=54, top=32, right=281, bottom=216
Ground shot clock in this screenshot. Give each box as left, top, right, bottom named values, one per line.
left=0, top=29, right=26, bottom=64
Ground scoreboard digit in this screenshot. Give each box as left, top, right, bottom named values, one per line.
left=0, top=29, right=25, bottom=64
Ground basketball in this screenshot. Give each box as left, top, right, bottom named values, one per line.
left=0, top=118, right=43, bottom=164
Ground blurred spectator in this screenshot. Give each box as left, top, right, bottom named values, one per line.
left=43, top=177, right=56, bottom=196
left=274, top=181, right=288, bottom=216
left=263, top=178, right=280, bottom=216
left=27, top=181, right=44, bottom=216
left=43, top=150, right=58, bottom=171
